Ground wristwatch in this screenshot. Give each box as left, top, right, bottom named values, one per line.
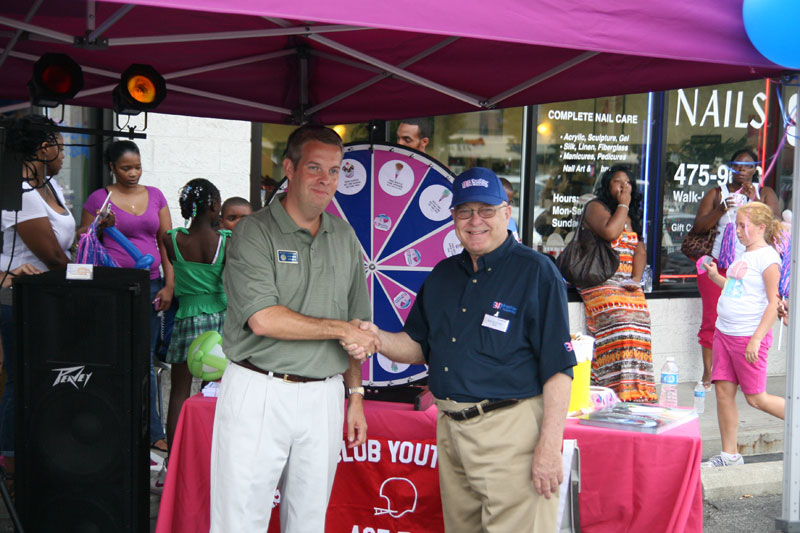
left=347, top=386, right=365, bottom=396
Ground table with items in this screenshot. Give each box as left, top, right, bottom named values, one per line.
left=155, top=395, right=701, bottom=533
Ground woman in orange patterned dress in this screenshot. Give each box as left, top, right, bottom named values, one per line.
left=579, top=165, right=657, bottom=403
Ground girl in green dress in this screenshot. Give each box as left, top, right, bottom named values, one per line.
left=162, top=179, right=230, bottom=451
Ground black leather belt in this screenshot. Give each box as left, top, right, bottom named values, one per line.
left=443, top=399, right=519, bottom=421
left=235, top=360, right=326, bottom=383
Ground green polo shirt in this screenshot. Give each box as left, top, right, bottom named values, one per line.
left=222, top=194, right=370, bottom=378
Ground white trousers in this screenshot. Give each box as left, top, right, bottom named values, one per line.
left=210, top=362, right=344, bottom=533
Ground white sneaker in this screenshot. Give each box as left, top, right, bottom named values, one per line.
left=150, top=464, right=166, bottom=494
left=702, top=453, right=744, bottom=468
left=150, top=451, right=164, bottom=471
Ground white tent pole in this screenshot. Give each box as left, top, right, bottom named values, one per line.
left=310, top=51, right=384, bottom=74
left=86, top=0, right=96, bottom=32
left=0, top=15, right=72, bottom=44
left=0, top=101, right=32, bottom=113
left=306, top=36, right=459, bottom=116
left=108, top=24, right=367, bottom=46
left=263, top=17, right=291, bottom=28
left=299, top=47, right=309, bottom=113
left=165, top=84, right=292, bottom=115
left=0, top=0, right=42, bottom=70
left=487, top=51, right=598, bottom=107
left=87, top=3, right=134, bottom=41
left=778, top=75, right=800, bottom=533
left=308, top=33, right=484, bottom=108
left=164, top=50, right=295, bottom=79
left=0, top=47, right=293, bottom=116
left=0, top=82, right=292, bottom=117
left=0, top=48, right=119, bottom=77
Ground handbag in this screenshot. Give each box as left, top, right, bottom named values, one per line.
left=680, top=226, right=717, bottom=261
left=556, top=200, right=620, bottom=288
left=680, top=187, right=720, bottom=261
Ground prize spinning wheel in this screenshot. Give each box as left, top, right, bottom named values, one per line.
left=274, top=143, right=459, bottom=387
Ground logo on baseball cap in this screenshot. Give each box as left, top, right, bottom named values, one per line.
left=451, top=167, right=508, bottom=207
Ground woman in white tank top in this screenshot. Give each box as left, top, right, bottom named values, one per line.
left=689, top=148, right=779, bottom=387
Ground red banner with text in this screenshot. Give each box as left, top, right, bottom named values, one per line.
left=267, top=435, right=443, bottom=533
left=328, top=435, right=443, bottom=533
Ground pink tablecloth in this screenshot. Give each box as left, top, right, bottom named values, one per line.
left=563, top=419, right=703, bottom=533
left=155, top=395, right=701, bottom=533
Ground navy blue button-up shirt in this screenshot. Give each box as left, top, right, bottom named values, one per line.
left=404, top=234, right=576, bottom=402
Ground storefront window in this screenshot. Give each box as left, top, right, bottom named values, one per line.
left=261, top=112, right=523, bottom=218
left=661, top=80, right=769, bottom=287
left=390, top=109, right=524, bottom=230
left=535, top=94, right=650, bottom=253
left=774, top=85, right=797, bottom=219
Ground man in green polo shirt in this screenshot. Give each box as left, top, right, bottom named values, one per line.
left=210, top=124, right=380, bottom=533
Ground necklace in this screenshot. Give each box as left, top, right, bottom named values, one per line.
left=113, top=185, right=140, bottom=211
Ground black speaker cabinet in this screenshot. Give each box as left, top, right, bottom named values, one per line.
left=13, top=267, right=150, bottom=532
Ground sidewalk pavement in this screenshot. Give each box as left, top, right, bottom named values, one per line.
left=685, top=375, right=787, bottom=500
left=0, top=375, right=788, bottom=531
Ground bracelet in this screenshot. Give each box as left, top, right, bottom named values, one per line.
left=617, top=204, right=629, bottom=210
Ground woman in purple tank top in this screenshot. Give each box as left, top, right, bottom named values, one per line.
left=79, top=140, right=174, bottom=453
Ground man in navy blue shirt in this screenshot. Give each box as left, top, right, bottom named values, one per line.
left=344, top=167, right=576, bottom=533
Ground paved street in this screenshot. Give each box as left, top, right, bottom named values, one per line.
left=705, top=494, right=784, bottom=533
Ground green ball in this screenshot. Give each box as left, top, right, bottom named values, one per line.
left=186, top=330, right=228, bottom=381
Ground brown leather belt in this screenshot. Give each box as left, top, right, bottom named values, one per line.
left=235, top=360, right=326, bottom=383
left=443, top=399, right=519, bottom=421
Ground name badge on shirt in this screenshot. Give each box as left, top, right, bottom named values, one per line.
left=277, top=250, right=299, bottom=264
left=482, top=313, right=509, bottom=333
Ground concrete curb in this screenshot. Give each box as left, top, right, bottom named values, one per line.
left=702, top=429, right=785, bottom=459
left=702, top=460, right=784, bottom=501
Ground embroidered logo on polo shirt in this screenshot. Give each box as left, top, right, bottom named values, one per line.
left=277, top=250, right=299, bottom=264
left=564, top=341, right=574, bottom=352
left=491, top=301, right=517, bottom=315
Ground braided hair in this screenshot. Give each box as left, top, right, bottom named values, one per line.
left=3, top=114, right=59, bottom=160
left=595, top=164, right=643, bottom=238
left=179, top=178, right=220, bottom=222
left=2, top=115, right=61, bottom=187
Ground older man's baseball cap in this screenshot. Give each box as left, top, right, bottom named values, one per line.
left=451, top=167, right=509, bottom=207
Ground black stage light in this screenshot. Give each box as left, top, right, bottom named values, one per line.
left=28, top=53, right=84, bottom=107
left=113, top=64, right=167, bottom=115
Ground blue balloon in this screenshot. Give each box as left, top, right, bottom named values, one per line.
left=103, top=226, right=155, bottom=270
left=743, top=0, right=800, bottom=69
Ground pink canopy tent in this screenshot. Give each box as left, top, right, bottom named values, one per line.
left=3, top=2, right=800, bottom=530
left=0, top=0, right=783, bottom=123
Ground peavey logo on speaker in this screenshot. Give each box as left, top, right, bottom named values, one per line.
left=51, top=365, right=93, bottom=389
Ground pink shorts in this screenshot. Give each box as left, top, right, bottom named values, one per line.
left=697, top=267, right=726, bottom=348
left=711, top=329, right=772, bottom=394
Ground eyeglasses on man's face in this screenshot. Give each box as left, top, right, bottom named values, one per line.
left=451, top=204, right=508, bottom=220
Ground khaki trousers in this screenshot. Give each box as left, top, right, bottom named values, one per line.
left=435, top=396, right=559, bottom=533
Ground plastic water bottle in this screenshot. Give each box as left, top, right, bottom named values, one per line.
left=660, top=357, right=679, bottom=407
left=642, top=265, right=653, bottom=293
left=693, top=381, right=706, bottom=414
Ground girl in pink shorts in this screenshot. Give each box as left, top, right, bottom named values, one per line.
left=703, top=201, right=786, bottom=468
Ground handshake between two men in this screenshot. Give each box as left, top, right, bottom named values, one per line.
left=341, top=319, right=382, bottom=360
left=341, top=319, right=426, bottom=366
